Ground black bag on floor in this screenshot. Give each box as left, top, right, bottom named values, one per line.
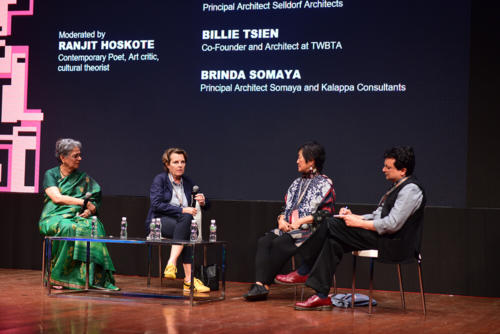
left=197, top=264, right=220, bottom=291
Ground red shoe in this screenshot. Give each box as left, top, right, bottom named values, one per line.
left=295, top=295, right=333, bottom=311
left=275, top=270, right=308, bottom=285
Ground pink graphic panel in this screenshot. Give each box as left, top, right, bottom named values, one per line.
left=0, top=0, right=43, bottom=193
left=0, top=0, right=34, bottom=36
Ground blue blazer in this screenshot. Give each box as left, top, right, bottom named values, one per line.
left=145, top=172, right=209, bottom=230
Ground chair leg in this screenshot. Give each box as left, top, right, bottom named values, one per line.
left=290, top=256, right=305, bottom=302
left=351, top=255, right=356, bottom=309
left=368, top=258, right=374, bottom=314
left=292, top=256, right=298, bottom=301
left=332, top=274, right=337, bottom=295
left=397, top=264, right=406, bottom=311
left=417, top=260, right=427, bottom=315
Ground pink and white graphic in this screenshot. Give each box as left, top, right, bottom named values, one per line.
left=0, top=0, right=43, bottom=193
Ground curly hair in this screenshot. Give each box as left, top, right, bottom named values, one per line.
left=384, top=146, right=415, bottom=176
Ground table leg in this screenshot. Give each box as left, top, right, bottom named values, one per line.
left=159, top=245, right=162, bottom=286
left=147, top=244, right=152, bottom=287
left=85, top=241, right=90, bottom=290
left=203, top=245, right=207, bottom=266
left=41, top=238, right=46, bottom=287
left=46, top=239, right=53, bottom=295
left=190, top=243, right=195, bottom=306
left=221, top=243, right=226, bottom=299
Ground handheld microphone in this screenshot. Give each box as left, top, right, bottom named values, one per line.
left=80, top=192, right=92, bottom=214
left=191, top=185, right=199, bottom=207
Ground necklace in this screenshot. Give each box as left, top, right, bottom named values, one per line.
left=293, top=175, right=315, bottom=210
left=168, top=174, right=185, bottom=207
left=60, top=166, right=70, bottom=178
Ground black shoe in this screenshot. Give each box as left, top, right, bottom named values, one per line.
left=243, top=283, right=269, bottom=301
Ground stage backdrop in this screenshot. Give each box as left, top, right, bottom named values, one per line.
left=1, top=0, right=470, bottom=207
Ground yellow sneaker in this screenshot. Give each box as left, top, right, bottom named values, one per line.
left=183, top=277, right=210, bottom=293
left=163, top=264, right=177, bottom=279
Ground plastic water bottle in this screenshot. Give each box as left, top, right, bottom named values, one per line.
left=148, top=221, right=156, bottom=240
left=152, top=219, right=158, bottom=240
left=91, top=216, right=97, bottom=237
left=209, top=219, right=217, bottom=242
left=190, top=219, right=198, bottom=242
left=120, top=217, right=127, bottom=239
left=155, top=218, right=162, bottom=239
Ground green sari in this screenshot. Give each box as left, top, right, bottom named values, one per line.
left=39, top=166, right=117, bottom=290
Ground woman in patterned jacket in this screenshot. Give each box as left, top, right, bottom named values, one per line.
left=244, top=141, right=335, bottom=301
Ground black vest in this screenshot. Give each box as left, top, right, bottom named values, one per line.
left=378, top=176, right=426, bottom=263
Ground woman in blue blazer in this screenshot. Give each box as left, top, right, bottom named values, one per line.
left=145, top=148, right=210, bottom=292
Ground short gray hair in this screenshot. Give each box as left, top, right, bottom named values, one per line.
left=55, top=138, right=82, bottom=162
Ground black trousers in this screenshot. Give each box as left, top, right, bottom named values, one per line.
left=299, top=217, right=379, bottom=295
left=255, top=232, right=299, bottom=285
left=159, top=213, right=193, bottom=264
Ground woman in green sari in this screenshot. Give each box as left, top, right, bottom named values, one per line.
left=39, top=138, right=118, bottom=290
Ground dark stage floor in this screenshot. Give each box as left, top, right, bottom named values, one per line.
left=0, top=269, right=499, bottom=333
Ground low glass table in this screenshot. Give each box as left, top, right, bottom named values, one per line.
left=42, top=236, right=227, bottom=305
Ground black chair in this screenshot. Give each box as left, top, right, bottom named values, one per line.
left=351, top=249, right=426, bottom=314
left=351, top=206, right=427, bottom=315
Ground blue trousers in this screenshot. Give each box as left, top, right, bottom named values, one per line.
left=158, top=213, right=193, bottom=264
